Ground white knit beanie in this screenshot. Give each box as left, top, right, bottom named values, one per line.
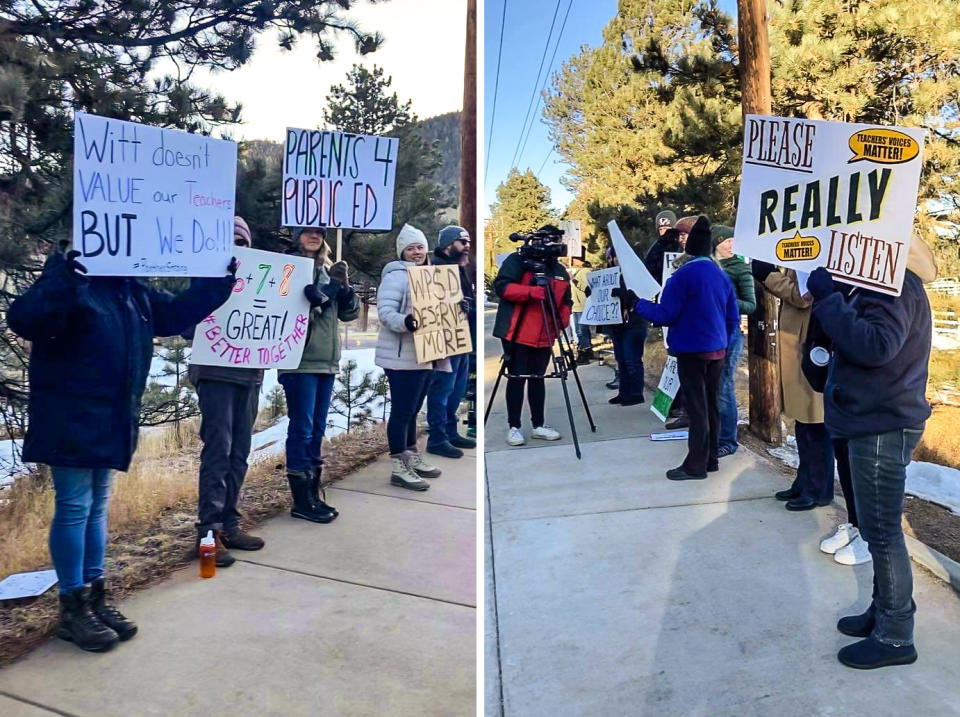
left=396, top=224, right=427, bottom=259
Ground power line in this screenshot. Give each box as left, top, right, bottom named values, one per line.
left=516, top=0, right=574, bottom=168
left=507, top=0, right=563, bottom=171
left=538, top=148, right=553, bottom=176
left=484, top=0, right=509, bottom=183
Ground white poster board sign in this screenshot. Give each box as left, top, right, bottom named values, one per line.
left=281, top=127, right=398, bottom=232
left=580, top=267, right=623, bottom=325
left=651, top=356, right=681, bottom=422
left=661, top=252, right=683, bottom=345
left=608, top=221, right=661, bottom=300
left=190, top=248, right=314, bottom=369
left=734, top=115, right=925, bottom=296
left=561, top=219, right=583, bottom=258
left=73, top=112, right=237, bottom=277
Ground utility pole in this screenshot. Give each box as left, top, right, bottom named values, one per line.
left=461, top=0, right=478, bottom=277
left=738, top=0, right=783, bottom=444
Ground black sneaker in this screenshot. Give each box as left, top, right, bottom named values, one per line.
left=775, top=486, right=802, bottom=501
left=608, top=395, right=623, bottom=405
left=426, top=441, right=464, bottom=459
left=619, top=395, right=645, bottom=406
left=664, top=416, right=690, bottom=430
left=449, top=434, right=476, bottom=449
left=666, top=465, right=707, bottom=480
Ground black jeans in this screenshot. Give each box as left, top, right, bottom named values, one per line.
left=611, top=323, right=647, bottom=400
left=848, top=427, right=924, bottom=646
left=196, top=380, right=260, bottom=532
left=385, top=369, right=431, bottom=455
left=834, top=438, right=856, bottom=526
left=676, top=354, right=723, bottom=475
left=503, top=341, right=552, bottom=429
left=795, top=421, right=835, bottom=504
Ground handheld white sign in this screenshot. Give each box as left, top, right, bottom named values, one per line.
left=580, top=267, right=623, bottom=325
left=189, top=248, right=314, bottom=369
left=73, top=112, right=237, bottom=277
left=734, top=115, right=925, bottom=296
left=651, top=357, right=681, bottom=422
left=608, top=221, right=661, bottom=300
left=281, top=127, right=398, bottom=232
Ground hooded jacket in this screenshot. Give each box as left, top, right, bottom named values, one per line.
left=279, top=252, right=361, bottom=375
left=492, top=252, right=571, bottom=348
left=8, top=255, right=233, bottom=470
left=813, top=238, right=936, bottom=439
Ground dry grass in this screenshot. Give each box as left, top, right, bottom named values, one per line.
left=0, top=420, right=387, bottom=665
left=914, top=405, right=960, bottom=471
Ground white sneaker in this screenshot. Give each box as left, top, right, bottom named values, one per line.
left=834, top=534, right=872, bottom=565
left=820, top=523, right=856, bottom=555
left=507, top=427, right=525, bottom=446
left=531, top=425, right=561, bottom=441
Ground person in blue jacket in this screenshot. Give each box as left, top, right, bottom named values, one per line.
left=807, top=236, right=936, bottom=671
left=8, top=247, right=235, bottom=653
left=625, top=216, right=739, bottom=480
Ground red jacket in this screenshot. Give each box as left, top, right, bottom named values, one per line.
left=493, top=253, right=572, bottom=348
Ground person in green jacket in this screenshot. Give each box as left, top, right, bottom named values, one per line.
left=278, top=226, right=361, bottom=523
left=712, top=225, right=756, bottom=456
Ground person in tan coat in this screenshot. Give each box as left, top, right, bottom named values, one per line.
left=751, top=262, right=835, bottom=510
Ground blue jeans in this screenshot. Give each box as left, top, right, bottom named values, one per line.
left=426, top=353, right=470, bottom=446
left=386, top=369, right=431, bottom=454
left=572, top=312, right=592, bottom=348
left=718, top=329, right=743, bottom=452
left=848, top=427, right=924, bottom=646
left=50, top=467, right=114, bottom=595
left=278, top=372, right=336, bottom=473
left=611, top=323, right=647, bottom=399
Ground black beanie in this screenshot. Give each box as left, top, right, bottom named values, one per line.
left=685, top=216, right=713, bottom=257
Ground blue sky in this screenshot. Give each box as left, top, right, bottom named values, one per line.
left=484, top=0, right=737, bottom=217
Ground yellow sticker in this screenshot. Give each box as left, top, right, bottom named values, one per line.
left=776, top=232, right=821, bottom=261
left=848, top=129, right=919, bottom=164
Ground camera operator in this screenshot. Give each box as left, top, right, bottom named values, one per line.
left=493, top=225, right=573, bottom=447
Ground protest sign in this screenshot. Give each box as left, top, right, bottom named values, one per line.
left=608, top=221, right=661, bottom=299
left=580, top=267, right=623, bottom=325
left=651, top=357, right=681, bottom=422
left=734, top=115, right=925, bottom=296
left=660, top=252, right=683, bottom=345
left=407, top=265, right=473, bottom=363
left=189, top=248, right=314, bottom=369
left=73, top=112, right=237, bottom=277
left=560, top=219, right=583, bottom=258
left=281, top=127, right=398, bottom=232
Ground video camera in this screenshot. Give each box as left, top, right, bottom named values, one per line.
left=509, top=226, right=566, bottom=269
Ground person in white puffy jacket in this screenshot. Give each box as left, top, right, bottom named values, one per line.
left=375, top=224, right=450, bottom=490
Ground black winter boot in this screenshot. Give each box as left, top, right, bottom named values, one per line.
left=58, top=587, right=119, bottom=652
left=310, top=465, right=339, bottom=518
left=288, top=471, right=336, bottom=524
left=837, top=606, right=876, bottom=638
left=89, top=578, right=138, bottom=641
left=837, top=636, right=917, bottom=669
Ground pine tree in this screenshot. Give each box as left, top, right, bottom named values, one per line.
left=139, top=338, right=199, bottom=445
left=266, top=385, right=287, bottom=421
left=373, top=373, right=391, bottom=422
left=328, top=360, right=380, bottom=434
left=485, top=169, right=555, bottom=275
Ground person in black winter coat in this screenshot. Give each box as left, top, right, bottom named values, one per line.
left=806, top=236, right=936, bottom=670
left=8, top=248, right=235, bottom=653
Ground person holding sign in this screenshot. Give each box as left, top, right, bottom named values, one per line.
left=425, top=225, right=477, bottom=459
left=807, top=238, right=936, bottom=670
left=569, top=256, right=594, bottom=364
left=8, top=245, right=236, bottom=653
left=627, top=217, right=739, bottom=480
left=606, top=246, right=648, bottom=406
left=186, top=217, right=266, bottom=568
left=712, top=225, right=756, bottom=457
left=642, top=210, right=680, bottom=282
left=375, top=225, right=448, bottom=491
left=277, top=227, right=360, bottom=523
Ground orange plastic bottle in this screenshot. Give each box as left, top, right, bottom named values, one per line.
left=199, top=530, right=216, bottom=578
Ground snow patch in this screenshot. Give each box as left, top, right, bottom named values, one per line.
left=906, top=461, right=960, bottom=516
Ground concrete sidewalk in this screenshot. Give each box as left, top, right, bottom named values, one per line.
left=0, top=449, right=476, bottom=717
left=483, top=314, right=960, bottom=717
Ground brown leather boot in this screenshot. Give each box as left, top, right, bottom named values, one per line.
left=220, top=528, right=265, bottom=551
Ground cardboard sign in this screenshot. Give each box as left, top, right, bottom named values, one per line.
left=651, top=357, right=681, bottom=422
left=281, top=127, right=398, bottom=232
left=608, top=221, right=661, bottom=300
left=408, top=265, right=473, bottom=363
left=734, top=115, right=925, bottom=296
left=72, top=112, right=237, bottom=277
left=190, top=248, right=314, bottom=369
left=580, top=267, right=623, bottom=325
left=560, top=219, right=583, bottom=258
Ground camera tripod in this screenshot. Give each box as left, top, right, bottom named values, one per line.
left=485, top=270, right=597, bottom=459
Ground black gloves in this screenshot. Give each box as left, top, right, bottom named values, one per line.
left=611, top=287, right=639, bottom=305
left=227, top=257, right=238, bottom=277
left=751, top=260, right=777, bottom=283
left=304, top=284, right=330, bottom=308
left=459, top=298, right=472, bottom=314
left=404, top=314, right=419, bottom=332
left=45, top=250, right=89, bottom=296
left=806, top=267, right=837, bottom=301
left=583, top=285, right=592, bottom=297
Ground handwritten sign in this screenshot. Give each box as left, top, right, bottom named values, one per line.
left=189, top=248, right=313, bottom=369
left=651, top=357, right=681, bottom=422
left=608, top=221, right=661, bottom=300
left=580, top=267, right=622, bottom=325
left=72, top=112, right=236, bottom=277
left=661, top=252, right=683, bottom=345
left=281, top=127, right=398, bottom=232
left=407, top=265, right=472, bottom=363
left=734, top=115, right=925, bottom=296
